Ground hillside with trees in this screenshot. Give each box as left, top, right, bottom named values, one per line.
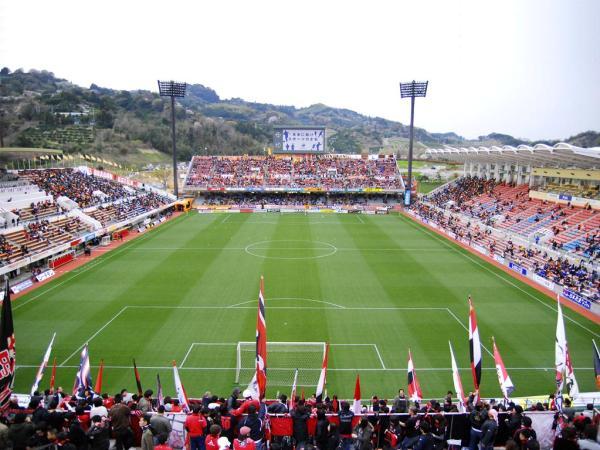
left=0, top=68, right=597, bottom=167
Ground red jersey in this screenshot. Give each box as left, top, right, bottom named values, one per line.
left=185, top=413, right=208, bottom=437
left=232, top=399, right=260, bottom=417
left=206, top=434, right=219, bottom=450
left=155, top=445, right=173, bottom=450
left=233, top=438, right=256, bottom=450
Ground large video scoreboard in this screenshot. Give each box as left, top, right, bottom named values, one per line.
left=273, top=127, right=326, bottom=153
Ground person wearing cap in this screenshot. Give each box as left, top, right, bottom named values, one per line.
left=234, top=426, right=256, bottom=450
left=231, top=390, right=260, bottom=417
left=505, top=405, right=523, bottom=440
left=218, top=436, right=232, bottom=450
left=186, top=405, right=208, bottom=450
left=480, top=408, right=498, bottom=450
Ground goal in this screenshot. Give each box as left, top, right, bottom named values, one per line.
left=236, top=341, right=326, bottom=387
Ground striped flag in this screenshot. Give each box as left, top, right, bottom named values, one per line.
left=555, top=294, right=578, bottom=399
left=133, top=359, right=143, bottom=396
left=492, top=337, right=514, bottom=399
left=290, top=368, right=298, bottom=410
left=593, top=340, right=600, bottom=390
left=555, top=295, right=567, bottom=390
left=73, top=344, right=93, bottom=397
left=172, top=360, right=190, bottom=412
left=468, top=296, right=482, bottom=402
left=407, top=349, right=423, bottom=402
left=248, top=276, right=267, bottom=400
left=94, top=360, right=104, bottom=394
left=49, top=357, right=57, bottom=392
left=31, top=332, right=56, bottom=395
left=565, top=346, right=579, bottom=399
left=448, top=341, right=466, bottom=412
left=315, top=343, right=329, bottom=402
left=0, top=280, right=16, bottom=410
left=353, top=374, right=362, bottom=414
left=156, top=373, right=164, bottom=406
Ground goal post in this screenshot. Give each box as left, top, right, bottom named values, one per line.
left=236, top=341, right=326, bottom=387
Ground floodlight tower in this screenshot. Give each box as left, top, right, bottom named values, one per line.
left=158, top=80, right=187, bottom=198
left=399, top=80, right=428, bottom=206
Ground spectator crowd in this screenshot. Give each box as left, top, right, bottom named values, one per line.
left=1, top=385, right=598, bottom=450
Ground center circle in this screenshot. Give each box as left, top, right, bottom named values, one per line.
left=244, top=240, right=338, bottom=260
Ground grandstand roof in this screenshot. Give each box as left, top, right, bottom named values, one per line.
left=425, top=143, right=600, bottom=168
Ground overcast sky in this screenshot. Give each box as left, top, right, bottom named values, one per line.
left=1, top=0, right=598, bottom=141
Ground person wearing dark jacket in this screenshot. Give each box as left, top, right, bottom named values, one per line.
left=8, top=413, right=34, bottom=450
left=480, top=409, right=498, bottom=450
left=268, top=395, right=289, bottom=414
left=393, top=389, right=408, bottom=413
left=468, top=403, right=488, bottom=450
left=291, top=403, right=311, bottom=449
left=238, top=404, right=264, bottom=450
left=315, top=409, right=329, bottom=450
left=400, top=407, right=420, bottom=450
left=67, top=412, right=89, bottom=450
left=338, top=401, right=355, bottom=450
left=327, top=423, right=340, bottom=450
left=353, top=417, right=375, bottom=450
left=414, top=421, right=435, bottom=450
left=505, top=405, right=523, bottom=440
left=87, top=415, right=110, bottom=450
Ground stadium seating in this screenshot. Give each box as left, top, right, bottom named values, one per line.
left=185, top=155, right=404, bottom=191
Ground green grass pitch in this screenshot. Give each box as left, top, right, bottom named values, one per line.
left=13, top=212, right=599, bottom=400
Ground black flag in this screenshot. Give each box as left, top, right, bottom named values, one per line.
left=0, top=280, right=16, bottom=409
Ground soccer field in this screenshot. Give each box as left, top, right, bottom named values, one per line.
left=14, top=212, right=600, bottom=400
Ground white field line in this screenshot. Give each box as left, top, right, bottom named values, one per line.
left=399, top=215, right=600, bottom=338
left=221, top=214, right=233, bottom=224
left=126, top=305, right=449, bottom=311
left=123, top=247, right=448, bottom=252
left=228, top=297, right=346, bottom=309
left=180, top=342, right=238, bottom=367
left=15, top=364, right=595, bottom=371
left=373, top=344, right=386, bottom=369
left=12, top=216, right=182, bottom=311
left=60, top=306, right=128, bottom=366
left=356, top=215, right=365, bottom=224
left=446, top=308, right=494, bottom=358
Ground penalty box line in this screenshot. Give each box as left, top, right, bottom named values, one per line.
left=60, top=305, right=474, bottom=367
left=180, top=342, right=386, bottom=370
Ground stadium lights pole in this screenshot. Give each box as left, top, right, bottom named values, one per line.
left=158, top=80, right=187, bottom=198
left=399, top=80, right=428, bottom=206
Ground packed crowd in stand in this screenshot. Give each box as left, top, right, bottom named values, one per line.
left=424, top=177, right=600, bottom=258
left=1, top=385, right=597, bottom=450
left=200, top=193, right=397, bottom=208
left=185, top=156, right=403, bottom=191
left=0, top=169, right=173, bottom=266
left=409, top=202, right=599, bottom=301
left=19, top=169, right=130, bottom=209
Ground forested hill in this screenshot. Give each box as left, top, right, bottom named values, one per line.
left=1, top=68, right=598, bottom=166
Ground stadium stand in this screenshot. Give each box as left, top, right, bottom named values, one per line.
left=185, top=155, right=404, bottom=191
left=0, top=168, right=174, bottom=271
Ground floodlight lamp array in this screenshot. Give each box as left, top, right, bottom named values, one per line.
left=157, top=80, right=187, bottom=98
left=399, top=81, right=428, bottom=98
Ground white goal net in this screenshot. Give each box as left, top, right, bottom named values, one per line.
left=236, top=341, right=326, bottom=387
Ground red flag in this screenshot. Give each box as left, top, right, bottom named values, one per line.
left=301, top=386, right=305, bottom=401
left=492, top=337, right=514, bottom=399
left=94, top=359, right=104, bottom=394
left=0, top=280, right=15, bottom=410
left=593, top=340, right=600, bottom=390
left=172, top=360, right=190, bottom=412
left=249, top=276, right=267, bottom=400
left=352, top=374, right=362, bottom=414
left=49, top=357, right=57, bottom=392
left=468, top=296, right=482, bottom=402
left=133, top=358, right=143, bottom=396
left=407, top=349, right=423, bottom=402
left=315, top=343, right=329, bottom=402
